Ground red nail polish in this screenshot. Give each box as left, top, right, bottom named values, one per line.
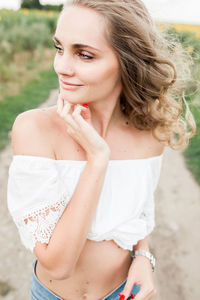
left=82, top=103, right=88, bottom=108
left=131, top=294, right=135, bottom=299
left=119, top=295, right=125, bottom=300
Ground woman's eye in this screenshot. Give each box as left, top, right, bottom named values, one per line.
left=54, top=44, right=62, bottom=53
left=53, top=44, right=93, bottom=60
left=78, top=52, right=94, bottom=60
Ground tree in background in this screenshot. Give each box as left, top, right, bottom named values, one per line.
left=41, top=4, right=63, bottom=11
left=21, top=0, right=42, bottom=9
left=21, top=0, right=62, bottom=11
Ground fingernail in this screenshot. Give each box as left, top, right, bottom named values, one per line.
left=82, top=103, right=88, bottom=108
left=118, top=294, right=125, bottom=300
left=131, top=294, right=135, bottom=299
left=82, top=114, right=89, bottom=119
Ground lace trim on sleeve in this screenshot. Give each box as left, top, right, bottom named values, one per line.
left=13, top=194, right=70, bottom=252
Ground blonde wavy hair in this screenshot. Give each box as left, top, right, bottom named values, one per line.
left=62, top=0, right=197, bottom=150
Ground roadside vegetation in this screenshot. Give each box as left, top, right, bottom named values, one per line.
left=163, top=25, right=200, bottom=184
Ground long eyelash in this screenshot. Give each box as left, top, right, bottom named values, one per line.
left=54, top=44, right=62, bottom=51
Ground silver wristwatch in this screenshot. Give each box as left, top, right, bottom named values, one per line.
left=132, top=250, right=156, bottom=272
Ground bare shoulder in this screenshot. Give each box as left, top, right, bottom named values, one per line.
left=11, top=108, right=55, bottom=158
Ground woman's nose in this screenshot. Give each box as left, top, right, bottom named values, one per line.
left=55, top=56, right=75, bottom=77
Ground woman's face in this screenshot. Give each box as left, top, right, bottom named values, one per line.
left=53, top=5, right=122, bottom=105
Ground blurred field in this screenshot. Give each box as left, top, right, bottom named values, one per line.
left=158, top=24, right=200, bottom=185
left=0, top=9, right=58, bottom=101
left=158, top=23, right=200, bottom=39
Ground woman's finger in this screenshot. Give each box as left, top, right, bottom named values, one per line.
left=57, top=95, right=64, bottom=114
left=57, top=99, right=92, bottom=134
left=134, top=286, right=155, bottom=300
left=72, top=105, right=90, bottom=129
left=118, top=277, right=138, bottom=300
left=72, top=105, right=91, bottom=127
left=61, top=101, right=72, bottom=117
left=72, top=104, right=86, bottom=119
left=61, top=102, right=78, bottom=129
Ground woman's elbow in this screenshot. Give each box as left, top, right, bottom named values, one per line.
left=47, top=267, right=72, bottom=281
left=33, top=243, right=73, bottom=280
left=36, top=258, right=73, bottom=281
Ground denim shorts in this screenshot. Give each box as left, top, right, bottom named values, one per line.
left=30, top=255, right=140, bottom=300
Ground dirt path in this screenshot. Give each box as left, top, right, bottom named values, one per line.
left=0, top=90, right=200, bottom=300
left=152, top=146, right=200, bottom=300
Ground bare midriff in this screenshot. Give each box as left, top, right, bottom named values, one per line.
left=35, top=239, right=132, bottom=300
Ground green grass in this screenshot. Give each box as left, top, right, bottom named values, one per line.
left=0, top=280, right=13, bottom=296
left=183, top=98, right=200, bottom=185
left=0, top=66, right=58, bottom=151
left=165, top=28, right=200, bottom=186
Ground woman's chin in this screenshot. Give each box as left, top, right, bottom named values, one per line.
left=60, top=91, right=88, bottom=105
left=61, top=98, right=85, bottom=105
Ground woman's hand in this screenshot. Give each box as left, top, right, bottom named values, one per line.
left=119, top=256, right=157, bottom=300
left=56, top=93, right=110, bottom=161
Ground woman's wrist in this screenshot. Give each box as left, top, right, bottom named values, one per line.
left=87, top=152, right=110, bottom=167
left=132, top=237, right=149, bottom=252
left=132, top=249, right=156, bottom=272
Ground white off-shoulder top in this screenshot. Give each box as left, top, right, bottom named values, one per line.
left=7, top=154, right=163, bottom=253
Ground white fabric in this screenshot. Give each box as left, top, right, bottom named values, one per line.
left=7, top=154, right=163, bottom=253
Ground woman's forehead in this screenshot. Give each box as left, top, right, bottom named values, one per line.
left=56, top=5, right=109, bottom=49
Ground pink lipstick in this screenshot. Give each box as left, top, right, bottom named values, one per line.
left=60, top=79, right=83, bottom=90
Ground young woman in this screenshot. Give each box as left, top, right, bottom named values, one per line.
left=7, top=1, right=196, bottom=300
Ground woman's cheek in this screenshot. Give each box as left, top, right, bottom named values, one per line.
left=53, top=56, right=59, bottom=75
left=79, top=61, right=107, bottom=83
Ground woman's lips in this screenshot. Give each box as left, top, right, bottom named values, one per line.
left=60, top=79, right=83, bottom=90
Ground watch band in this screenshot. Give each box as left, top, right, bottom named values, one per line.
left=133, top=249, right=155, bottom=272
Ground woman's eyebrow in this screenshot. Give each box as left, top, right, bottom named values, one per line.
left=52, top=36, right=101, bottom=52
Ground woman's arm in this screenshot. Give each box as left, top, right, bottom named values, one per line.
left=35, top=157, right=109, bottom=280
left=132, top=237, right=153, bottom=275
left=12, top=103, right=110, bottom=280
left=119, top=239, right=156, bottom=300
